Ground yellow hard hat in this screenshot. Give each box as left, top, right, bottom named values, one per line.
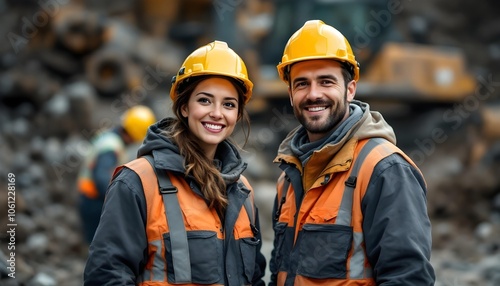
left=277, top=20, right=360, bottom=83
left=170, top=40, right=253, bottom=104
left=121, top=105, right=156, bottom=142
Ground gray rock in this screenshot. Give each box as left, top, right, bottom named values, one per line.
left=27, top=272, right=56, bottom=286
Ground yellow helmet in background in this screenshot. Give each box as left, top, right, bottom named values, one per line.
left=121, top=105, right=156, bottom=142
left=170, top=40, right=253, bottom=104
left=277, top=20, right=360, bottom=83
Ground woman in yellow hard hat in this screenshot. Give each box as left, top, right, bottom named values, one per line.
left=84, top=41, right=266, bottom=286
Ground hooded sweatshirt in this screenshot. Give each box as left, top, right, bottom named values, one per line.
left=84, top=118, right=266, bottom=286
left=269, top=100, right=435, bottom=285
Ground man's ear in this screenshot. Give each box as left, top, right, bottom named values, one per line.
left=288, top=88, right=293, bottom=106
left=346, top=80, right=356, bottom=102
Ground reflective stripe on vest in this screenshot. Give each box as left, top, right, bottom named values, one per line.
left=335, top=138, right=383, bottom=279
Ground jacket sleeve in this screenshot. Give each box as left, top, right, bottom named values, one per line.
left=362, top=154, right=436, bottom=285
left=83, top=168, right=148, bottom=286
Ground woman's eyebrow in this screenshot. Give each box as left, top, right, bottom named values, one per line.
left=195, top=92, right=214, bottom=97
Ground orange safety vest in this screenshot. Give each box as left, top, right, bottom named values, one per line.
left=116, top=156, right=259, bottom=286
left=273, top=138, right=421, bottom=286
left=78, top=131, right=126, bottom=199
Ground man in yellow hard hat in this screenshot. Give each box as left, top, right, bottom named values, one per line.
left=77, top=105, right=156, bottom=244
left=269, top=20, right=435, bottom=285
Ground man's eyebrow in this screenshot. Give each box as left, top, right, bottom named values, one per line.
left=317, top=74, right=339, bottom=82
left=291, top=76, right=308, bottom=86
left=291, top=74, right=339, bottom=86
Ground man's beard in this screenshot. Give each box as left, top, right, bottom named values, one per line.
left=294, top=91, right=348, bottom=135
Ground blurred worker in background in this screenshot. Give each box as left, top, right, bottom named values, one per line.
left=84, top=41, right=266, bottom=285
left=77, top=105, right=156, bottom=244
left=269, top=20, right=435, bottom=285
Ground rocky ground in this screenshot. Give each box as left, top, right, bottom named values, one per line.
left=1, top=0, right=500, bottom=285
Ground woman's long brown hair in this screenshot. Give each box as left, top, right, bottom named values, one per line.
left=167, top=75, right=251, bottom=216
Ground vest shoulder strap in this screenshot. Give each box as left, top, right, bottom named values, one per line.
left=335, top=138, right=385, bottom=225
left=142, top=155, right=192, bottom=284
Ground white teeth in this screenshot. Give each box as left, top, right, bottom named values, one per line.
left=204, top=123, right=222, bottom=130
left=308, top=106, right=326, bottom=112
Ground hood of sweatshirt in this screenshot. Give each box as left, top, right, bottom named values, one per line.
left=274, top=100, right=396, bottom=190
left=137, top=118, right=247, bottom=184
